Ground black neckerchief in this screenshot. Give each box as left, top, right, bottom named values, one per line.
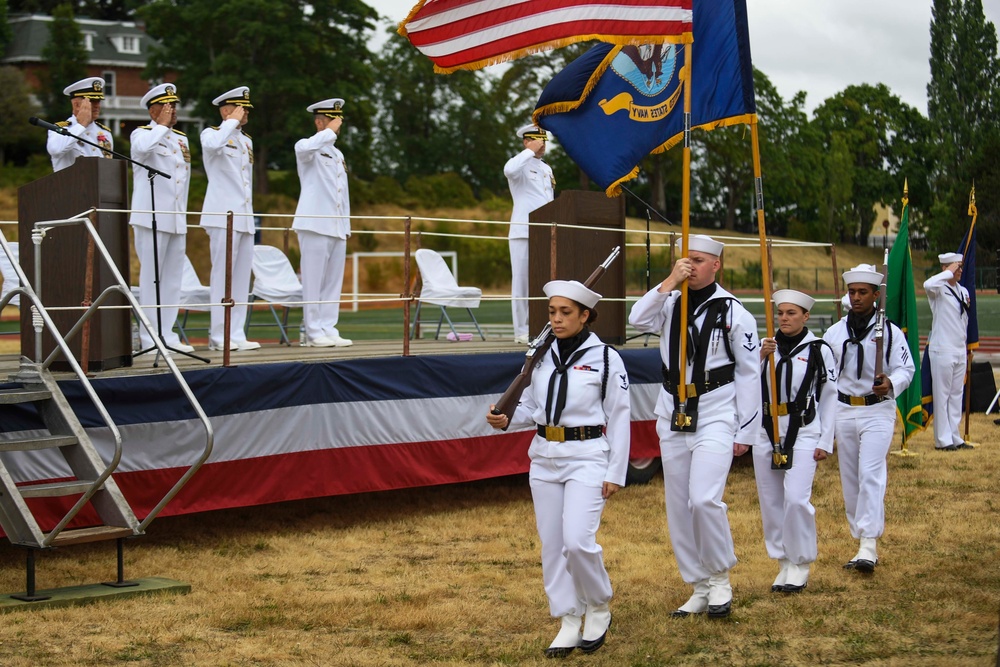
left=775, top=329, right=808, bottom=358
left=946, top=285, right=970, bottom=316
left=843, top=307, right=876, bottom=379
left=688, top=283, right=718, bottom=314
left=545, top=329, right=590, bottom=425
left=668, top=283, right=718, bottom=364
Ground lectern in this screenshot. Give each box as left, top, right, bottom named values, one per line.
left=528, top=190, right=626, bottom=344
left=17, top=157, right=131, bottom=371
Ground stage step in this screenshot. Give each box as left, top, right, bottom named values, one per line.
left=0, top=362, right=140, bottom=549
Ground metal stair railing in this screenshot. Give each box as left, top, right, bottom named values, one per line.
left=2, top=211, right=213, bottom=542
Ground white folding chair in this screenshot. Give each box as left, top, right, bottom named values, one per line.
left=247, top=245, right=303, bottom=345
left=411, top=248, right=484, bottom=340
left=175, top=255, right=211, bottom=345
left=0, top=241, right=20, bottom=309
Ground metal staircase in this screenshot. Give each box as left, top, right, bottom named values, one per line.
left=0, top=212, right=213, bottom=602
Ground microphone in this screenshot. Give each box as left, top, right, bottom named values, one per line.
left=29, top=117, right=68, bottom=135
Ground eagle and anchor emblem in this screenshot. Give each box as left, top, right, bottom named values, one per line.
left=598, top=44, right=682, bottom=122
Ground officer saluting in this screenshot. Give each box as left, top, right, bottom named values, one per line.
left=200, top=85, right=260, bottom=352
left=46, top=76, right=114, bottom=172
left=292, top=98, right=353, bottom=348
left=755, top=290, right=837, bottom=593
left=823, top=264, right=914, bottom=573
left=923, top=252, right=972, bottom=451
left=628, top=234, right=761, bottom=619
left=129, top=83, right=194, bottom=354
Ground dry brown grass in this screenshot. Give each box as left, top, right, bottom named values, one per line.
left=0, top=418, right=995, bottom=666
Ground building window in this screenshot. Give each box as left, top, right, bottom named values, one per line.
left=102, top=71, right=116, bottom=97
left=83, top=33, right=94, bottom=51
left=120, top=35, right=139, bottom=54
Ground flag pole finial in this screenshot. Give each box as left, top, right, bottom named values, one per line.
left=901, top=178, right=909, bottom=207
left=969, top=183, right=976, bottom=215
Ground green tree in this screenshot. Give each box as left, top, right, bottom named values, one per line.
left=926, top=0, right=1000, bottom=251
left=140, top=0, right=378, bottom=192
left=0, top=66, right=40, bottom=164
left=9, top=0, right=138, bottom=20
left=39, top=3, right=87, bottom=121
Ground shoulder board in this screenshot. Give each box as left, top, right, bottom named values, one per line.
left=96, top=122, right=111, bottom=131
left=242, top=131, right=252, bottom=139
left=209, top=125, right=220, bottom=131
left=55, top=121, right=70, bottom=127
left=172, top=129, right=187, bottom=137
left=137, top=125, right=152, bottom=131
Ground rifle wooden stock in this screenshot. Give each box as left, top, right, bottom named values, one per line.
left=491, top=246, right=621, bottom=427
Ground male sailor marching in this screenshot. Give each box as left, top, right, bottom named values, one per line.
left=629, top=234, right=761, bottom=618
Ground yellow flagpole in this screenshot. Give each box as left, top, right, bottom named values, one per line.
left=962, top=184, right=978, bottom=447
left=674, top=42, right=693, bottom=430
left=749, top=118, right=783, bottom=466
left=892, top=180, right=918, bottom=457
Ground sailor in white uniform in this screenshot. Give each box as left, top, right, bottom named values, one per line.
left=504, top=124, right=554, bottom=344
left=129, top=83, right=194, bottom=353
left=487, top=280, right=629, bottom=658
left=923, top=252, right=971, bottom=450
left=200, top=86, right=260, bottom=352
left=46, top=76, right=114, bottom=172
left=823, top=265, right=914, bottom=573
left=292, top=98, right=353, bottom=348
left=756, top=290, right=837, bottom=593
left=628, top=234, right=761, bottom=619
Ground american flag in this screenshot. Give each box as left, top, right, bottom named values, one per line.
left=399, top=0, right=693, bottom=72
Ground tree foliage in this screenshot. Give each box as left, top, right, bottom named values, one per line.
left=39, top=3, right=86, bottom=120
left=0, top=66, right=40, bottom=164
left=8, top=0, right=136, bottom=20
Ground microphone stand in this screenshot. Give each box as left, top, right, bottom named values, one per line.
left=31, top=117, right=210, bottom=366
left=621, top=185, right=671, bottom=346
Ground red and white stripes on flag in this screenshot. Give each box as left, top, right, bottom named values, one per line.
left=399, top=0, right=693, bottom=72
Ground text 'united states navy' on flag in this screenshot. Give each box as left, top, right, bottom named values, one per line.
left=399, top=0, right=693, bottom=73
left=532, top=0, right=756, bottom=195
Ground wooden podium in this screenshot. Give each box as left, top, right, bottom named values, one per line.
left=17, top=157, right=132, bottom=371
left=528, top=190, right=626, bottom=344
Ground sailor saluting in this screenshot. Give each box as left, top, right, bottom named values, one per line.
left=628, top=234, right=761, bottom=619
left=755, top=289, right=837, bottom=594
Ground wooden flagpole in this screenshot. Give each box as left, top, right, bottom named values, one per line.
left=750, top=118, right=783, bottom=466
left=962, top=184, right=978, bottom=447
left=674, top=42, right=693, bottom=430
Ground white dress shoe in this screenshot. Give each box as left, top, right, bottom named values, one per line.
left=671, top=578, right=709, bottom=617
left=329, top=334, right=353, bottom=347
left=513, top=335, right=530, bottom=345
left=235, top=340, right=261, bottom=351
left=172, top=342, right=196, bottom=353
left=208, top=341, right=237, bottom=351
left=772, top=558, right=791, bottom=592
left=303, top=336, right=337, bottom=347
left=544, top=614, right=582, bottom=658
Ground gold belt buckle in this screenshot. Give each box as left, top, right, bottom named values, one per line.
left=850, top=395, right=866, bottom=406
left=544, top=425, right=566, bottom=442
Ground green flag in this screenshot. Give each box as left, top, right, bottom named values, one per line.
left=885, top=200, right=923, bottom=440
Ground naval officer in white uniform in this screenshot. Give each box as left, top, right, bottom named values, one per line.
left=486, top=280, right=629, bottom=658
left=628, top=234, right=761, bottom=619
left=504, top=124, right=554, bottom=344
left=46, top=76, right=114, bottom=172
left=823, top=264, right=914, bottom=573
left=292, top=98, right=353, bottom=348
left=756, top=290, right=837, bottom=593
left=923, top=252, right=972, bottom=451
left=129, top=83, right=194, bottom=353
left=200, top=86, right=260, bottom=352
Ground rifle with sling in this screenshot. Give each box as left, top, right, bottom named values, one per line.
left=491, top=246, right=621, bottom=427
left=873, top=248, right=889, bottom=385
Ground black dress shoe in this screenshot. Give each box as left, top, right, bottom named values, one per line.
left=957, top=443, right=976, bottom=450
left=670, top=608, right=694, bottom=618
left=781, top=583, right=806, bottom=593
left=771, top=584, right=783, bottom=593
left=707, top=600, right=732, bottom=618
left=580, top=614, right=611, bottom=654
left=543, top=646, right=574, bottom=659
left=937, top=445, right=959, bottom=451
left=853, top=558, right=876, bottom=573
left=843, top=560, right=857, bottom=569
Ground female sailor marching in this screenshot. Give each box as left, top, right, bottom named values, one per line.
left=486, top=279, right=630, bottom=658
left=756, top=290, right=837, bottom=593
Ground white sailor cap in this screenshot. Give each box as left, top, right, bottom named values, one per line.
left=517, top=124, right=547, bottom=141
left=675, top=234, right=724, bottom=256
left=772, top=289, right=815, bottom=312
left=543, top=280, right=601, bottom=309
left=141, top=83, right=179, bottom=108
left=64, top=77, right=105, bottom=100
left=307, top=98, right=344, bottom=118
left=938, top=252, right=963, bottom=264
left=843, top=264, right=883, bottom=286
left=212, top=86, right=253, bottom=108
